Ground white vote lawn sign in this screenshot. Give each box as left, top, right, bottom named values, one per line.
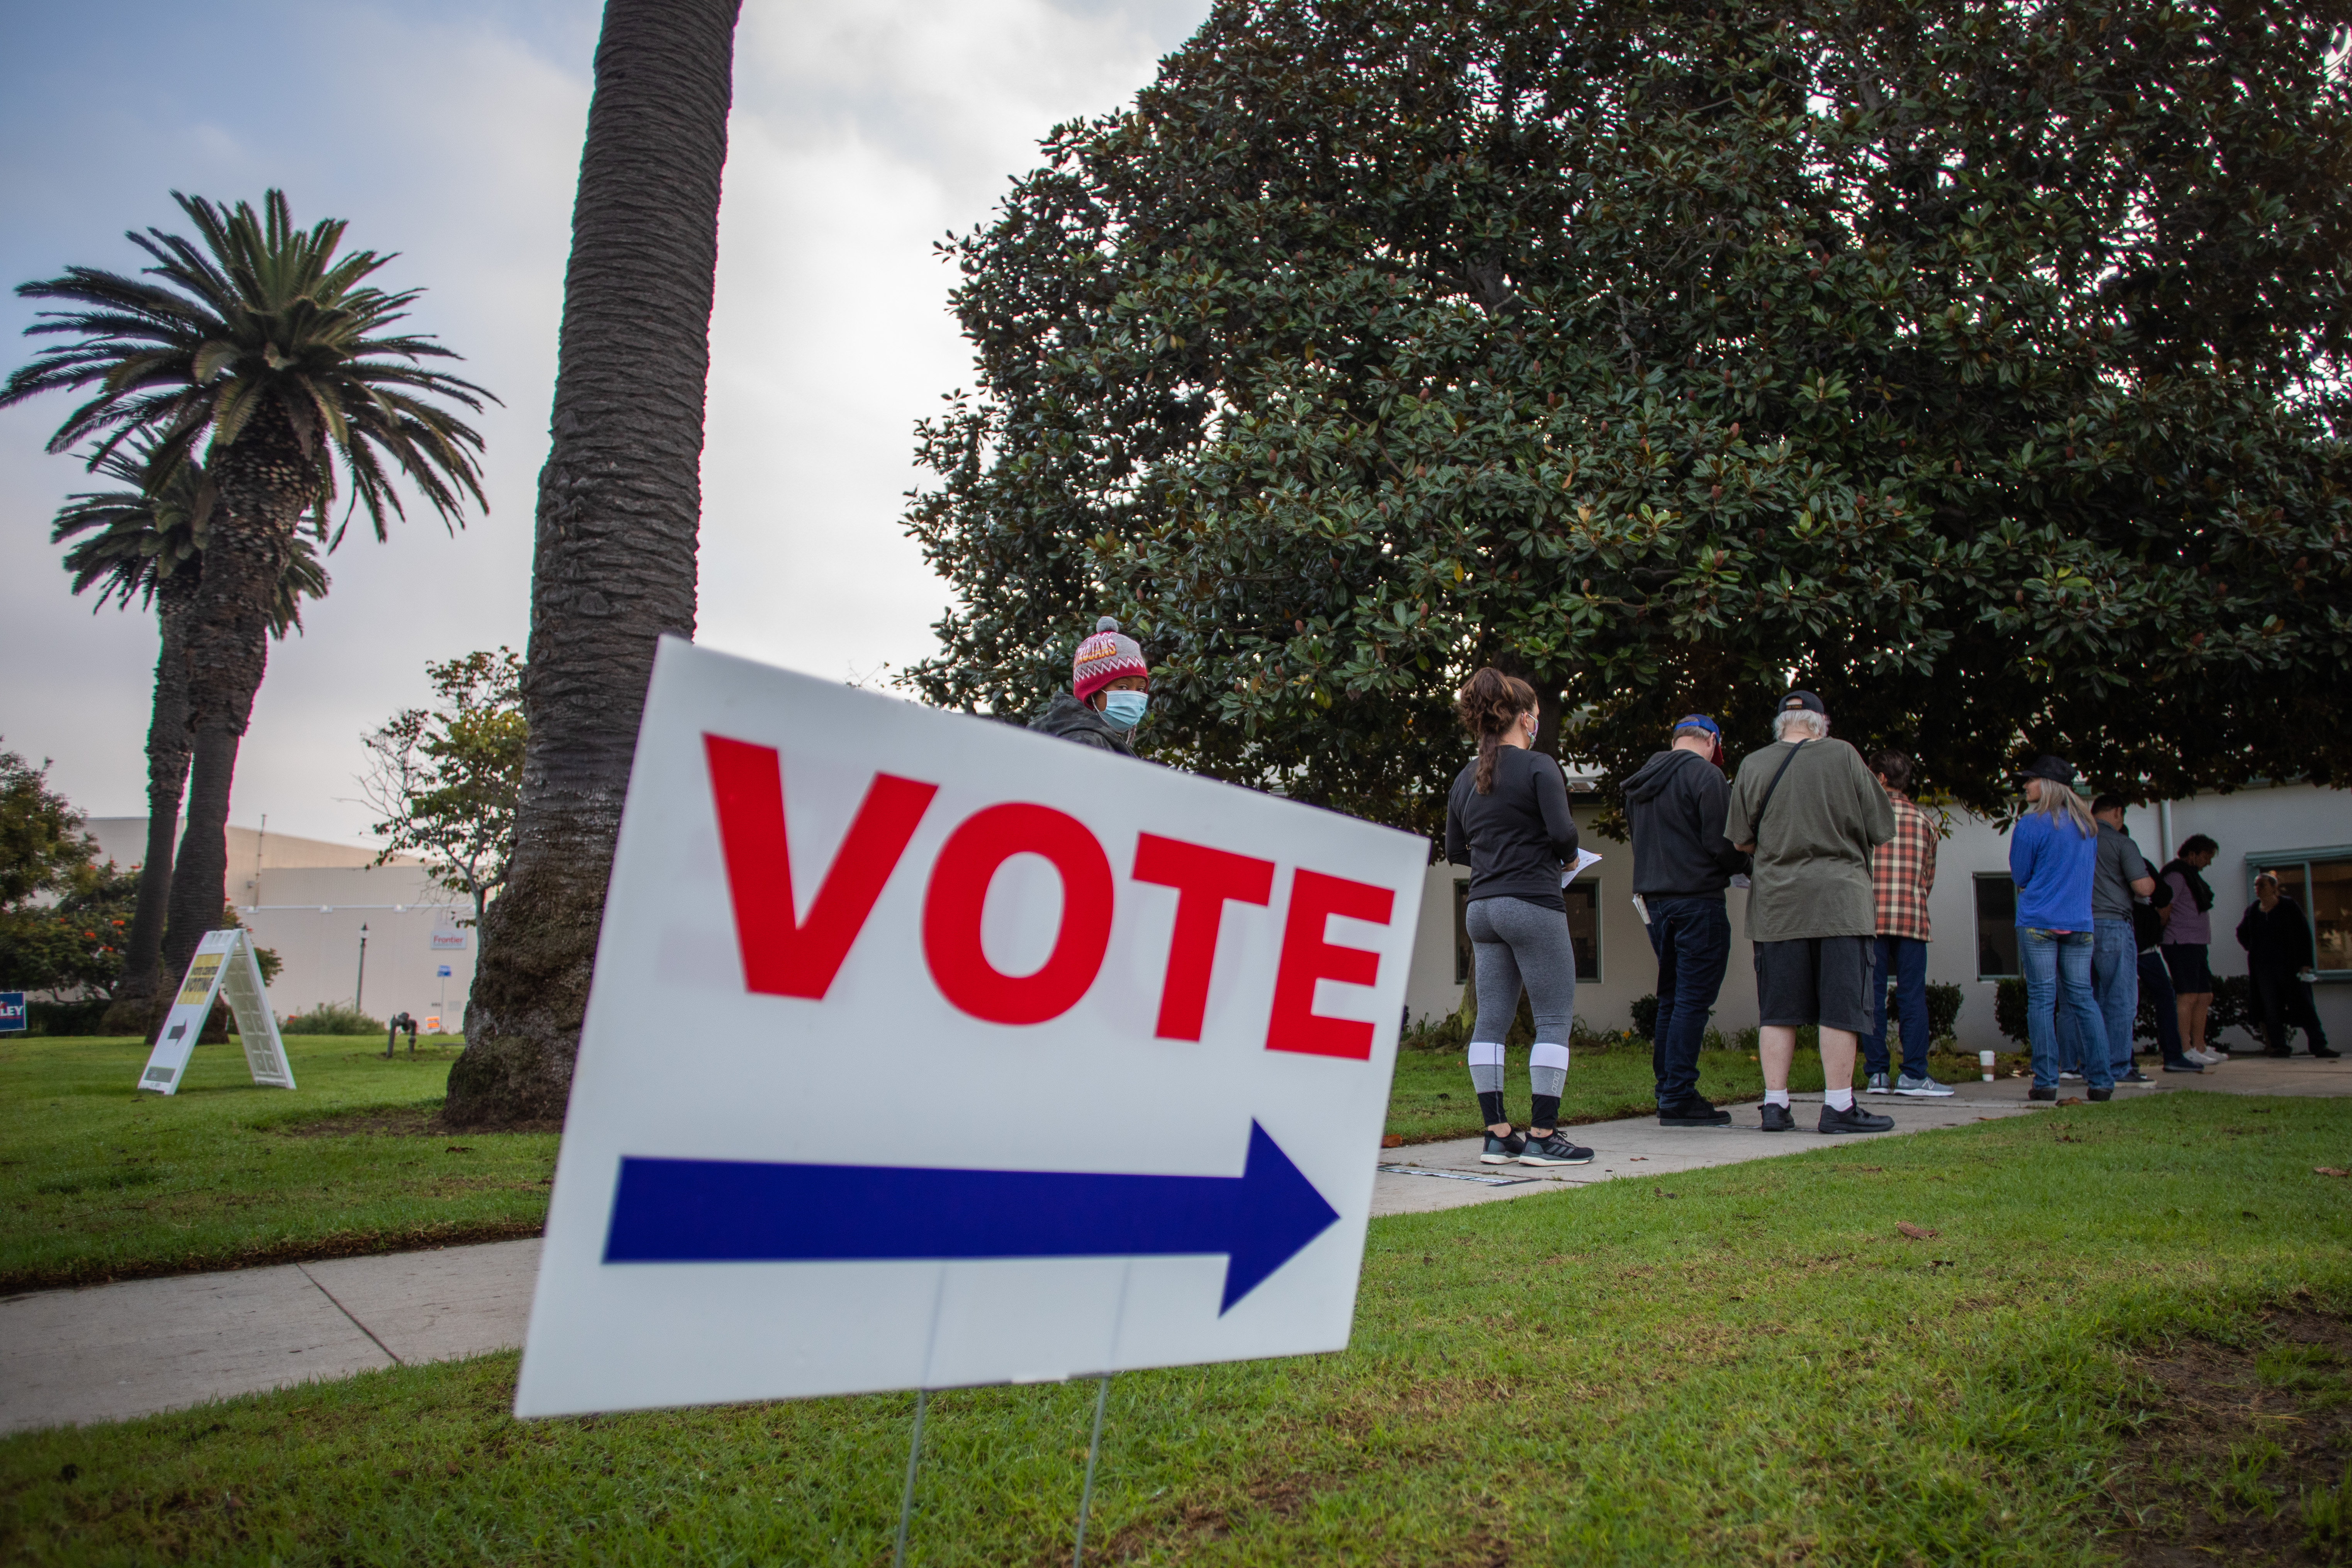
left=137, top=927, right=295, bottom=1094
left=516, top=638, right=1427, bottom=1418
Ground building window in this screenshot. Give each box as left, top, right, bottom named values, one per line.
left=1974, top=875, right=2018, bottom=979
left=1453, top=879, right=1602, bottom=985
left=2247, top=849, right=2352, bottom=979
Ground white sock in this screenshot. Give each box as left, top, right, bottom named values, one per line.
left=1765, top=1089, right=1791, bottom=1107
left=1825, top=1087, right=1855, bottom=1111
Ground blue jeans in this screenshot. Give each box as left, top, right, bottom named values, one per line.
left=2091, top=920, right=2138, bottom=1079
left=2021, top=927, right=2108, bottom=1090
left=1865, top=935, right=1930, bottom=1079
left=1647, top=895, right=1731, bottom=1108
left=2137, top=949, right=2186, bottom=1065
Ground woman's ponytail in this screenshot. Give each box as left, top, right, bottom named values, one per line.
left=1457, top=668, right=1538, bottom=793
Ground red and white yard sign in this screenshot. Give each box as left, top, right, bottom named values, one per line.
left=516, top=638, right=1426, bottom=1417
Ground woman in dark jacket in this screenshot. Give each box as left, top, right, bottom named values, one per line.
left=1445, top=668, right=1592, bottom=1167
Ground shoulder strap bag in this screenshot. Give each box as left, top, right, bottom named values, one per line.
left=1744, top=740, right=1806, bottom=846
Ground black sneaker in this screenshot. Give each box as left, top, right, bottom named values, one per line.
left=1659, top=1097, right=1732, bottom=1127
left=1759, top=1102, right=1796, bottom=1132
left=2162, top=1061, right=2204, bottom=1074
left=2087, top=1086, right=2113, bottom=1102
left=2028, top=1085, right=2057, bottom=1101
left=1479, top=1131, right=1526, bottom=1165
left=1819, top=1102, right=1896, bottom=1134
left=2118, top=1068, right=2152, bottom=1085
left=2315, top=1045, right=2343, bottom=1059
left=1519, top=1133, right=1595, bottom=1166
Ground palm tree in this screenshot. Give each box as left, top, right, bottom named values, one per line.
left=3, top=191, right=492, bottom=995
left=448, top=0, right=742, bottom=1129
left=51, top=440, right=329, bottom=1032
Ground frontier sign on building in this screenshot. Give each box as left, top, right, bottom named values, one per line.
left=516, top=640, right=1426, bottom=1417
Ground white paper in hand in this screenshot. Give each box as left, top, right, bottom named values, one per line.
left=1560, top=849, right=1602, bottom=887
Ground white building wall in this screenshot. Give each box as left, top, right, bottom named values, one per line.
left=1404, top=783, right=2352, bottom=1054
left=82, top=818, right=477, bottom=1032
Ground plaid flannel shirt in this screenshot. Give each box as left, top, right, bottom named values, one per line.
left=1871, top=793, right=1937, bottom=941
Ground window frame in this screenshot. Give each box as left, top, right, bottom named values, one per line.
left=2244, top=846, right=2352, bottom=982
left=1452, top=877, right=1603, bottom=986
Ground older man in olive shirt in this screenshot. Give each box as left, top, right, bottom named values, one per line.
left=1726, top=692, right=1898, bottom=1134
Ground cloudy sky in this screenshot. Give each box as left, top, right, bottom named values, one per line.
left=0, top=0, right=1208, bottom=848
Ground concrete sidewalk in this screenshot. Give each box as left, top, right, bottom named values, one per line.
left=4, top=1054, right=2343, bottom=1435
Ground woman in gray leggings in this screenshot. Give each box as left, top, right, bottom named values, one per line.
left=1444, top=668, right=1594, bottom=1166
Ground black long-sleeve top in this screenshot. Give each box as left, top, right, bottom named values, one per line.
left=2237, top=897, right=2315, bottom=973
left=1445, top=745, right=1579, bottom=909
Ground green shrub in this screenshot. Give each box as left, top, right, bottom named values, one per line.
left=1925, top=981, right=1962, bottom=1043
left=25, top=999, right=109, bottom=1036
left=279, top=1001, right=383, bottom=1036
left=1995, top=977, right=2029, bottom=1044
left=1629, top=993, right=1660, bottom=1041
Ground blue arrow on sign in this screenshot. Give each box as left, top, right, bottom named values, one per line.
left=603, top=1121, right=1340, bottom=1313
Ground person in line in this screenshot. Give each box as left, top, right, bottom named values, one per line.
left=1624, top=713, right=1750, bottom=1127
left=2012, top=756, right=2111, bottom=1102
left=1445, top=668, right=1594, bottom=1167
left=1030, top=616, right=1150, bottom=754
left=2133, top=870, right=2199, bottom=1073
left=1862, top=751, right=1952, bottom=1098
left=2159, top=834, right=2223, bottom=1065
left=1724, top=691, right=1897, bottom=1135
left=2237, top=872, right=2340, bottom=1059
left=2088, top=795, right=2159, bottom=1087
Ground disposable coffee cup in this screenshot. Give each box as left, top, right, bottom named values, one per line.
left=1979, top=1049, right=1997, bottom=1082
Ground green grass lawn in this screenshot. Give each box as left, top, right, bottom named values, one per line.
left=0, top=1034, right=556, bottom=1293
left=5, top=1093, right=2347, bottom=1565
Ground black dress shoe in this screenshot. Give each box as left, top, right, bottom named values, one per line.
left=2267, top=1047, right=2294, bottom=1058
left=1660, top=1097, right=1733, bottom=1127
left=2088, top=1087, right=2113, bottom=1101
left=1819, top=1102, right=1896, bottom=1134
left=2028, top=1085, right=2057, bottom=1101
left=1759, top=1102, right=1796, bottom=1132
left=2313, top=1046, right=2343, bottom=1059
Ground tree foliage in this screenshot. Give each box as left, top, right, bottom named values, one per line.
left=907, top=0, right=2352, bottom=833
left=360, top=649, right=526, bottom=927
left=0, top=746, right=129, bottom=997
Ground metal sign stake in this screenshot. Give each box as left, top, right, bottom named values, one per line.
left=1073, top=1373, right=1114, bottom=1567
left=892, top=1388, right=928, bottom=1568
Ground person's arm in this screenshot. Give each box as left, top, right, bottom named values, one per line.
left=1918, top=807, right=1938, bottom=895
left=1534, top=755, right=1579, bottom=862
left=1724, top=765, right=1755, bottom=854
left=2010, top=819, right=2040, bottom=897
left=2235, top=904, right=2258, bottom=952
left=1445, top=785, right=1468, bottom=866
left=2123, top=839, right=2154, bottom=898
left=1697, top=768, right=1748, bottom=875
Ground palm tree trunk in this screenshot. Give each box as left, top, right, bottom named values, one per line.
left=103, top=573, right=197, bottom=1036
left=449, top=0, right=742, bottom=1129
left=159, top=407, right=304, bottom=1003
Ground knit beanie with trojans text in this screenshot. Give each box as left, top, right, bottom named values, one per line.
left=1072, top=616, right=1147, bottom=701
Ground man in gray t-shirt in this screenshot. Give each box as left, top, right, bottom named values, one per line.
left=2089, top=794, right=2159, bottom=1086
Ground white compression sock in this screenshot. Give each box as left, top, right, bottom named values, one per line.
left=1825, top=1087, right=1855, bottom=1111
left=1764, top=1089, right=1791, bottom=1107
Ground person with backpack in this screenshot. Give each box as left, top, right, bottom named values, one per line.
left=1445, top=668, right=1593, bottom=1168
left=1723, top=692, right=1897, bottom=1135
left=2012, top=756, right=2111, bottom=1102
left=1030, top=616, right=1150, bottom=755
left=1624, top=713, right=1750, bottom=1126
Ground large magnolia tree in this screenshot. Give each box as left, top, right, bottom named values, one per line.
left=907, top=0, right=2352, bottom=831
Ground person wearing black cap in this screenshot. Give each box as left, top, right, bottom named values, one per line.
left=1724, top=691, right=1898, bottom=1134
left=1624, top=712, right=1749, bottom=1126
left=2010, top=755, right=2111, bottom=1101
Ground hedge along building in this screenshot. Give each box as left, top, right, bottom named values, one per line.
left=83, top=819, right=476, bottom=1033
left=1401, top=781, right=2351, bottom=1057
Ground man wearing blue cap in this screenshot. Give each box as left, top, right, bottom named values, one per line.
left=1624, top=713, right=1751, bottom=1125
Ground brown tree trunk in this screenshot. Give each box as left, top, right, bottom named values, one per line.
left=159, top=406, right=304, bottom=1005
left=449, top=0, right=741, bottom=1129
left=103, top=571, right=197, bottom=1036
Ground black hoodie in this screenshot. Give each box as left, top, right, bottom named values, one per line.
left=1623, top=747, right=1749, bottom=897
left=1028, top=691, right=1137, bottom=756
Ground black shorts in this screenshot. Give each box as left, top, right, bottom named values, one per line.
left=2161, top=943, right=2213, bottom=996
left=1754, top=935, right=1875, bottom=1035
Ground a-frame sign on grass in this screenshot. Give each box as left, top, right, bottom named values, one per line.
left=137, top=927, right=295, bottom=1095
